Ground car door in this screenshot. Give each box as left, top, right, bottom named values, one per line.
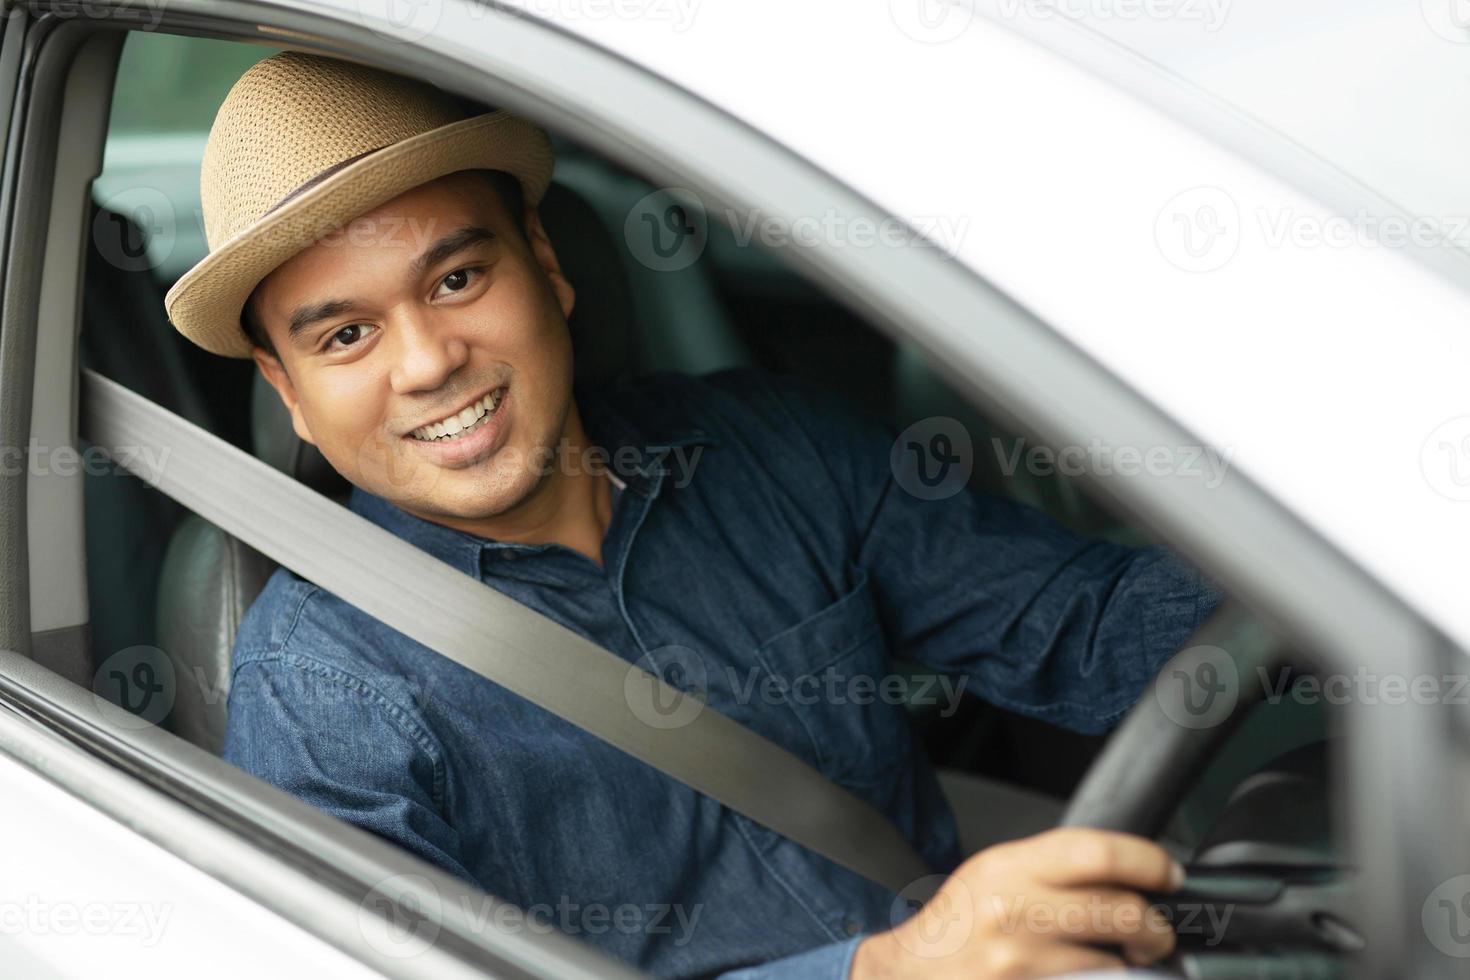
left=0, top=1, right=1463, bottom=978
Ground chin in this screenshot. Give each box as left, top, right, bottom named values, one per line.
left=415, top=457, right=548, bottom=521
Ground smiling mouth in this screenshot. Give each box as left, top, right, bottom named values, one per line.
left=407, top=386, right=508, bottom=443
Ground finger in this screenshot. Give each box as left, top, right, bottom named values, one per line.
left=1026, top=828, right=1184, bottom=892
left=1096, top=892, right=1176, bottom=966
left=985, top=885, right=1176, bottom=963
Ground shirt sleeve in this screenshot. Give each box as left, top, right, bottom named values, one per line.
left=715, top=935, right=864, bottom=980
left=221, top=654, right=479, bottom=886
left=763, top=372, right=1225, bottom=735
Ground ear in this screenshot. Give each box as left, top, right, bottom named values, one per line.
left=252, top=346, right=317, bottom=447
left=523, top=205, right=576, bottom=320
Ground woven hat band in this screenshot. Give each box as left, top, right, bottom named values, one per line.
left=263, top=145, right=384, bottom=219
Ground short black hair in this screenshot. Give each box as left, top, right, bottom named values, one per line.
left=241, top=168, right=527, bottom=358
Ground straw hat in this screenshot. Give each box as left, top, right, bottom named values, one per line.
left=163, top=51, right=555, bottom=358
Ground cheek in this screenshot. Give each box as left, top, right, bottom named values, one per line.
left=353, top=411, right=451, bottom=504
left=468, top=277, right=575, bottom=384
left=297, top=376, right=393, bottom=477
left=478, top=262, right=568, bottom=340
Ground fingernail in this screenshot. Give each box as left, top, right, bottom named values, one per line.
left=1170, top=860, right=1186, bottom=890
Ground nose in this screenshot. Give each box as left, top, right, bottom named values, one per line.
left=386, top=308, right=470, bottom=396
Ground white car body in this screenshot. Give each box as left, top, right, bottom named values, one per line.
left=481, top=0, right=1470, bottom=653
left=3, top=1, right=1462, bottom=977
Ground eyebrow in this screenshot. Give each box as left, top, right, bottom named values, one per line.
left=286, top=298, right=361, bottom=346
left=284, top=225, right=499, bottom=348
left=410, top=225, right=497, bottom=280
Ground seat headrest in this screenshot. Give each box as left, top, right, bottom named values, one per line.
left=252, top=179, right=634, bottom=490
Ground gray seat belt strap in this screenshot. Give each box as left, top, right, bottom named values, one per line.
left=80, top=368, right=931, bottom=894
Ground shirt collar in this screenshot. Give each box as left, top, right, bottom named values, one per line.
left=347, top=381, right=715, bottom=574
left=574, top=377, right=715, bottom=499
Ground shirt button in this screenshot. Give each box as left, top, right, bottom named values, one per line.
left=844, top=920, right=862, bottom=936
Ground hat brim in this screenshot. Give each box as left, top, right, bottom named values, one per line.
left=164, top=111, right=555, bottom=359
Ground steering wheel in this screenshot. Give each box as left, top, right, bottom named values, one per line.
left=1058, top=602, right=1362, bottom=974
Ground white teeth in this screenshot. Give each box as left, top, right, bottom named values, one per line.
left=411, top=389, right=502, bottom=441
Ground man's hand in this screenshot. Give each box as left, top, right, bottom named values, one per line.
left=851, top=828, right=1184, bottom=979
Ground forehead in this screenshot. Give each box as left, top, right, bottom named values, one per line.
left=249, top=170, right=505, bottom=317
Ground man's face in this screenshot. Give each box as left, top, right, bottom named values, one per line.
left=249, top=170, right=577, bottom=524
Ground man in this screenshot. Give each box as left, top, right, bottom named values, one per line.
left=165, top=52, right=1223, bottom=978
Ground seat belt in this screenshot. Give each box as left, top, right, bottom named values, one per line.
left=79, top=368, right=931, bottom=894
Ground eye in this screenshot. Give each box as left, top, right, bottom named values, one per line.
left=433, top=266, right=482, bottom=298
left=323, top=323, right=376, bottom=352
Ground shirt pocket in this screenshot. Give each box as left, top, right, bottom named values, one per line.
left=753, top=568, right=915, bottom=794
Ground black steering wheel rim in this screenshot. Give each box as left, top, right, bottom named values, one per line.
left=1060, top=600, right=1287, bottom=837
left=1055, top=606, right=1363, bottom=971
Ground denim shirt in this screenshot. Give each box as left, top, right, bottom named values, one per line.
left=222, top=367, right=1222, bottom=979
